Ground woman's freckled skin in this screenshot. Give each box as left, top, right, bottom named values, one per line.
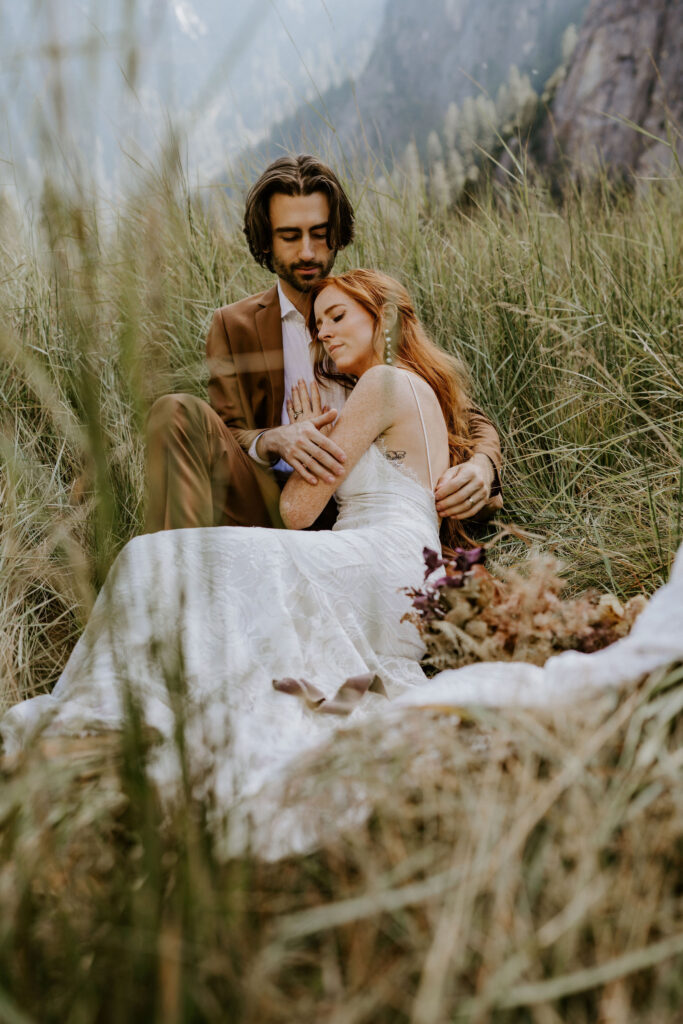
left=314, top=285, right=381, bottom=379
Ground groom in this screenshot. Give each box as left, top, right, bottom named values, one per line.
left=145, top=154, right=503, bottom=532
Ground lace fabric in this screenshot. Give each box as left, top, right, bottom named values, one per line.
left=1, top=442, right=441, bottom=813
left=3, top=435, right=679, bottom=861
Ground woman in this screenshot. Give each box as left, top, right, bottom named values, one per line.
left=1, top=270, right=473, bottom=808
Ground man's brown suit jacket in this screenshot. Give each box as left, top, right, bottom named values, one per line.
left=205, top=284, right=503, bottom=512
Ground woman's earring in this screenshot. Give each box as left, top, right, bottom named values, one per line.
left=384, top=328, right=393, bottom=365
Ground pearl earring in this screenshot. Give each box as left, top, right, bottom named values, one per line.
left=384, top=328, right=393, bottom=365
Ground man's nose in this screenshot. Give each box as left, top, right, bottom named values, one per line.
left=299, top=233, right=315, bottom=260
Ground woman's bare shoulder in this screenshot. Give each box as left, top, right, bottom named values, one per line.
left=354, top=363, right=405, bottom=388
left=380, top=366, right=442, bottom=411
left=342, top=364, right=411, bottom=413
left=354, top=364, right=424, bottom=398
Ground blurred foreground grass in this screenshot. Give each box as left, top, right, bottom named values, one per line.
left=1, top=666, right=682, bottom=1022
left=0, top=158, right=681, bottom=1020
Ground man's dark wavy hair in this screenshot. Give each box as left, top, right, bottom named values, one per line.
left=243, top=154, right=355, bottom=272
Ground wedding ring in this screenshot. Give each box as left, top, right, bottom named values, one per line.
left=468, top=497, right=474, bottom=506
left=293, top=410, right=302, bottom=419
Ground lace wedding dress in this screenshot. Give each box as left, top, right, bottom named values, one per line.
left=1, top=418, right=440, bottom=813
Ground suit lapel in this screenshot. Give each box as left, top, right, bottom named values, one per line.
left=254, top=285, right=285, bottom=427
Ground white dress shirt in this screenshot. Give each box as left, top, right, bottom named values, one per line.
left=248, top=281, right=348, bottom=472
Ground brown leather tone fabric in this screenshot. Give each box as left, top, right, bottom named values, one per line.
left=467, top=407, right=504, bottom=514
left=272, top=672, right=387, bottom=715
left=145, top=393, right=283, bottom=531
left=206, top=285, right=285, bottom=451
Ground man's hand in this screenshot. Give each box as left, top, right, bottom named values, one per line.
left=434, top=453, right=495, bottom=520
left=257, top=379, right=346, bottom=485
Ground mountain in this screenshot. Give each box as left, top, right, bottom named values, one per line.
left=253, top=0, right=589, bottom=166
left=542, top=0, right=683, bottom=180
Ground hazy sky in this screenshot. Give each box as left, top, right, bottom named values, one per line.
left=0, top=0, right=385, bottom=198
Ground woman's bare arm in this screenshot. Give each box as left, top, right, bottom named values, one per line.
left=280, top=365, right=402, bottom=530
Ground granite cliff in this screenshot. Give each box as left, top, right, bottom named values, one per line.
left=543, top=0, right=682, bottom=180
left=258, top=0, right=588, bottom=164
left=245, top=0, right=681, bottom=187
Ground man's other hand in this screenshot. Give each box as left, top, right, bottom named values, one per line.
left=434, top=453, right=495, bottom=519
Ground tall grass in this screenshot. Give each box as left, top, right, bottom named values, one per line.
left=0, top=134, right=682, bottom=1018
left=1, top=158, right=681, bottom=701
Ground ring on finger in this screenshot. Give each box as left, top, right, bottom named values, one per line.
left=293, top=410, right=302, bottom=419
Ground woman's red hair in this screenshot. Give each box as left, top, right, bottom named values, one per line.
left=308, top=269, right=474, bottom=549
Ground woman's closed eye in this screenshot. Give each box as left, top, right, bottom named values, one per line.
left=316, top=312, right=345, bottom=331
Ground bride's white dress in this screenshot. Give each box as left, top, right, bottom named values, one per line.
left=1, top=440, right=440, bottom=809
left=3, top=398, right=681, bottom=858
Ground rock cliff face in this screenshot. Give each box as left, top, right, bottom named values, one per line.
left=544, top=0, right=683, bottom=179
left=247, top=0, right=681, bottom=184
left=260, top=0, right=588, bottom=162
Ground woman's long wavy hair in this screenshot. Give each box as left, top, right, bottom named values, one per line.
left=308, top=269, right=474, bottom=549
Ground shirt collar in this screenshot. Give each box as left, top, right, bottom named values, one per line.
left=277, top=280, right=305, bottom=322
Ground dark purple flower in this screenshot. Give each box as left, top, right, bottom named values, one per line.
left=453, top=547, right=485, bottom=570
left=431, top=574, right=465, bottom=589
left=423, top=547, right=446, bottom=579
left=411, top=547, right=486, bottom=624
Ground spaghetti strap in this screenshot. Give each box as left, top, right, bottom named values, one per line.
left=405, top=373, right=434, bottom=490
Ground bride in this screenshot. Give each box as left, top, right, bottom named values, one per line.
left=1, top=269, right=475, bottom=807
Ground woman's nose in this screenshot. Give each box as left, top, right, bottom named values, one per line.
left=318, top=320, right=332, bottom=341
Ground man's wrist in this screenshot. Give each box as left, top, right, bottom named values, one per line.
left=255, top=427, right=281, bottom=464
left=470, top=452, right=496, bottom=493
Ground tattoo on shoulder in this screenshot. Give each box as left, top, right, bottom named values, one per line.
left=384, top=449, right=407, bottom=464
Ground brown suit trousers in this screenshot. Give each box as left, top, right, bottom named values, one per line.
left=145, top=284, right=503, bottom=533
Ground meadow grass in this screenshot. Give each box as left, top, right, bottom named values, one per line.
left=1, top=158, right=680, bottom=700
left=0, top=153, right=681, bottom=1021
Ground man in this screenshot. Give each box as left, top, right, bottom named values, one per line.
left=145, top=154, right=502, bottom=533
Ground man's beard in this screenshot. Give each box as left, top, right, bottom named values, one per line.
left=271, top=251, right=336, bottom=295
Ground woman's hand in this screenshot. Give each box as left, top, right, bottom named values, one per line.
left=256, top=378, right=343, bottom=485
left=287, top=379, right=333, bottom=435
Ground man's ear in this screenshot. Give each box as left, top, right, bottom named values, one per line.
left=383, top=303, right=398, bottom=331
